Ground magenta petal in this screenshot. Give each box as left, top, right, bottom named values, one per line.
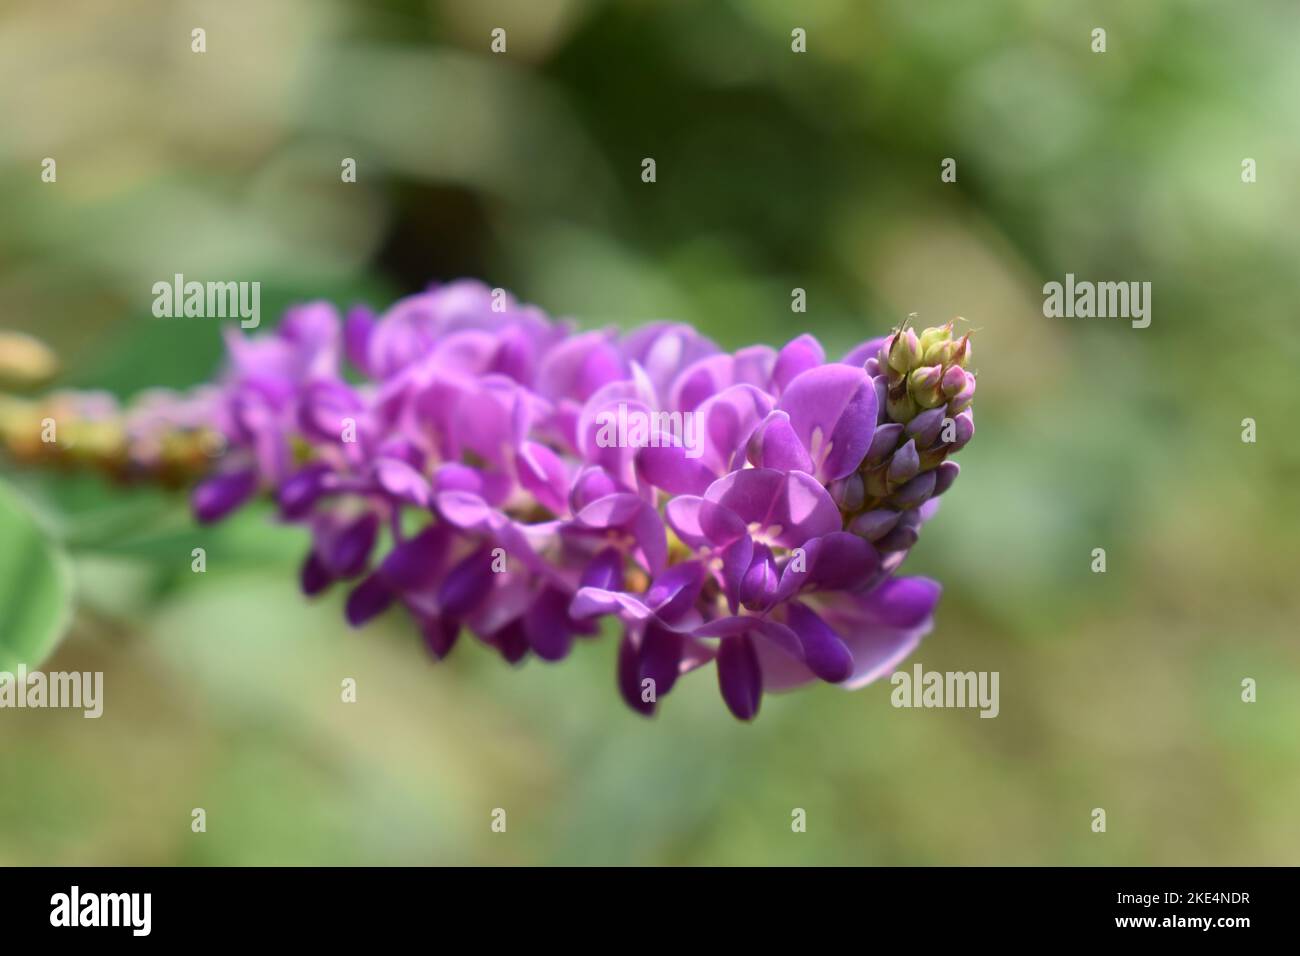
left=374, top=457, right=432, bottom=507
left=670, top=354, right=735, bottom=412
left=771, top=334, right=825, bottom=394
left=696, top=384, right=773, bottom=473
left=751, top=410, right=814, bottom=474
left=420, top=615, right=460, bottom=660
left=193, top=469, right=258, bottom=524
left=571, top=586, right=640, bottom=621
left=575, top=492, right=643, bottom=529
left=840, top=336, right=888, bottom=368
left=576, top=493, right=667, bottom=574
left=815, top=579, right=942, bottom=689
left=379, top=524, right=452, bottom=593
left=344, top=305, right=376, bottom=375
left=300, top=550, right=333, bottom=596
left=437, top=545, right=496, bottom=617
left=433, top=487, right=495, bottom=527
left=704, top=468, right=839, bottom=548
left=433, top=462, right=488, bottom=496
left=580, top=547, right=625, bottom=593
left=277, top=463, right=331, bottom=520
left=717, top=635, right=762, bottom=720
left=630, top=502, right=669, bottom=575
left=776, top=363, right=878, bottom=480
left=695, top=615, right=754, bottom=638
left=705, top=468, right=785, bottom=525
left=640, top=621, right=685, bottom=697
left=569, top=466, right=621, bottom=512
left=345, top=573, right=394, bottom=627
left=785, top=601, right=854, bottom=683
left=637, top=444, right=715, bottom=496
left=487, top=618, right=530, bottom=664
left=776, top=531, right=880, bottom=602
left=517, top=440, right=570, bottom=516
left=863, top=576, right=942, bottom=628
left=719, top=536, right=754, bottom=613
left=665, top=495, right=746, bottom=549
left=618, top=631, right=656, bottom=716
left=524, top=587, right=575, bottom=661
left=645, top=561, right=705, bottom=622
left=325, top=512, right=380, bottom=578
left=538, top=331, right=627, bottom=402
left=739, top=544, right=779, bottom=610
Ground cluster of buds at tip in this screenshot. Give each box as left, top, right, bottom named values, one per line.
left=829, top=318, right=975, bottom=553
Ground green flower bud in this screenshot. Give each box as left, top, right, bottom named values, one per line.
left=886, top=378, right=919, bottom=423
left=907, top=365, right=945, bottom=409
left=885, top=327, right=923, bottom=374
left=917, top=322, right=952, bottom=358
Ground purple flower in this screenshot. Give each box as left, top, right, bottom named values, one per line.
left=187, top=282, right=977, bottom=721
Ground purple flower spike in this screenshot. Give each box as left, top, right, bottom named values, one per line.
left=182, top=283, right=977, bottom=721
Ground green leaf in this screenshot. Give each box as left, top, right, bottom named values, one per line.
left=0, top=480, right=75, bottom=671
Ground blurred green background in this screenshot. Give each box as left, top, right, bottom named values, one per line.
left=1, top=0, right=1298, bottom=865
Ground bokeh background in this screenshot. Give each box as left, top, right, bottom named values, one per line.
left=2, top=0, right=1298, bottom=865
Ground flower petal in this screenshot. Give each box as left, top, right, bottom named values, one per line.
left=776, top=363, right=878, bottom=481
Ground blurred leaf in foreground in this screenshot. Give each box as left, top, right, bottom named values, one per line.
left=0, top=480, right=74, bottom=671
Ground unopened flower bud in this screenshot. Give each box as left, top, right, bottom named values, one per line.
left=932, top=461, right=959, bottom=496
left=907, top=366, right=945, bottom=409
left=941, top=365, right=969, bottom=399
left=884, top=328, right=923, bottom=374
left=886, top=438, right=920, bottom=486
left=863, top=462, right=891, bottom=497
left=948, top=409, right=974, bottom=450
left=923, top=339, right=956, bottom=367
left=946, top=372, right=976, bottom=414
left=864, top=422, right=903, bottom=465
left=829, top=473, right=865, bottom=511
left=849, top=508, right=901, bottom=542
left=889, top=470, right=936, bottom=509
left=906, top=407, right=946, bottom=448
left=875, top=524, right=919, bottom=553
left=917, top=323, right=951, bottom=357
left=886, top=380, right=919, bottom=423
left=740, top=546, right=779, bottom=610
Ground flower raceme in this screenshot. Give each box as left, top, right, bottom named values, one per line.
left=106, top=282, right=979, bottom=720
